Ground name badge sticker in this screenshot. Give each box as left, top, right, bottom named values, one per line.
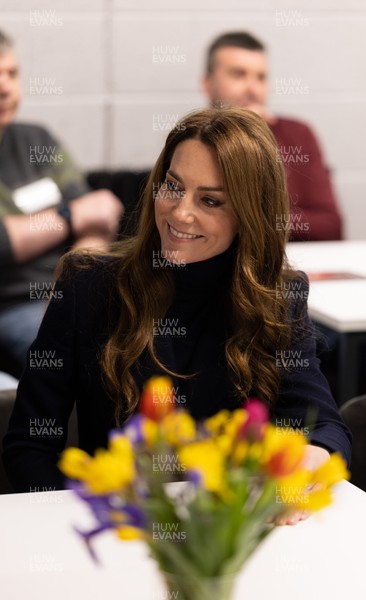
left=12, top=177, right=62, bottom=214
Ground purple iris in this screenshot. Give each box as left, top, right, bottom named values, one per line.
left=112, top=415, right=147, bottom=445
left=185, top=469, right=202, bottom=488
left=66, top=480, right=146, bottom=563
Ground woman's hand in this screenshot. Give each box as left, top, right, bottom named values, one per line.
left=273, top=444, right=330, bottom=526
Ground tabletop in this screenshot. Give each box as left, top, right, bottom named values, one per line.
left=287, top=240, right=366, bottom=331
left=1, top=480, right=366, bottom=600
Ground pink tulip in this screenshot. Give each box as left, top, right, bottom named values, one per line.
left=240, top=398, right=269, bottom=442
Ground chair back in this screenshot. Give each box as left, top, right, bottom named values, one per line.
left=340, top=394, right=366, bottom=492
left=0, top=389, right=17, bottom=493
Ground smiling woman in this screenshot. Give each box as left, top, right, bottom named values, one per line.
left=2, top=109, right=352, bottom=527
left=155, top=139, right=239, bottom=264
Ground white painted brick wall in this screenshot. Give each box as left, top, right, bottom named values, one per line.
left=1, top=0, right=365, bottom=239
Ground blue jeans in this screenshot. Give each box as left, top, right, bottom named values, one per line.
left=0, top=301, right=47, bottom=371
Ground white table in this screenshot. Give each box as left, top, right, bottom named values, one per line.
left=286, top=240, right=366, bottom=279
left=287, top=241, right=366, bottom=403
left=287, top=241, right=366, bottom=332
left=0, top=482, right=365, bottom=599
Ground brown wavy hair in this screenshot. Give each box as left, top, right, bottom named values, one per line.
left=59, top=108, right=304, bottom=425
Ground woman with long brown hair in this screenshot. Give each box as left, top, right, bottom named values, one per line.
left=3, top=108, right=351, bottom=525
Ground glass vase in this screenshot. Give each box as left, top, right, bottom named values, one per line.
left=161, top=570, right=239, bottom=600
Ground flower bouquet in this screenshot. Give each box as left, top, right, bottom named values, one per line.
left=59, top=376, right=349, bottom=600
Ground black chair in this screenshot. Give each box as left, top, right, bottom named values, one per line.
left=86, top=169, right=150, bottom=239
left=339, top=394, right=366, bottom=492
left=0, top=388, right=17, bottom=493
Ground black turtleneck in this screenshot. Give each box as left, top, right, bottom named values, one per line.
left=2, top=242, right=353, bottom=492
left=155, top=243, right=240, bottom=419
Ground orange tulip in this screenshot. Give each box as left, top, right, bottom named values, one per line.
left=139, top=376, right=175, bottom=421
left=261, top=425, right=307, bottom=478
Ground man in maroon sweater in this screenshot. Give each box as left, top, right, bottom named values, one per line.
left=202, top=32, right=342, bottom=241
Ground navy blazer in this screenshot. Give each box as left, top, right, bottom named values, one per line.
left=2, top=258, right=352, bottom=492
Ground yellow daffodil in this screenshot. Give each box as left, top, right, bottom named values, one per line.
left=84, top=445, right=135, bottom=494
left=205, top=409, right=248, bottom=439
left=215, top=433, right=235, bottom=457
left=231, top=440, right=249, bottom=465
left=247, top=441, right=263, bottom=462
left=60, top=436, right=136, bottom=494
left=275, top=452, right=348, bottom=514
left=224, top=409, right=248, bottom=441
left=205, top=409, right=248, bottom=459
left=141, top=418, right=159, bottom=446
left=178, top=439, right=226, bottom=494
left=58, top=448, right=92, bottom=480
left=276, top=469, right=311, bottom=493
left=160, top=411, right=196, bottom=446
left=301, top=488, right=333, bottom=512
left=280, top=485, right=333, bottom=513
left=204, top=410, right=231, bottom=434
left=311, top=452, right=350, bottom=487
left=109, top=433, right=134, bottom=459
left=276, top=469, right=312, bottom=507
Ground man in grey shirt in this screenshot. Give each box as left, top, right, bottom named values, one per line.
left=0, top=30, right=123, bottom=374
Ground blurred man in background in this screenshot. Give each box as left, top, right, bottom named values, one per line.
left=0, top=30, right=123, bottom=375
left=202, top=31, right=343, bottom=242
